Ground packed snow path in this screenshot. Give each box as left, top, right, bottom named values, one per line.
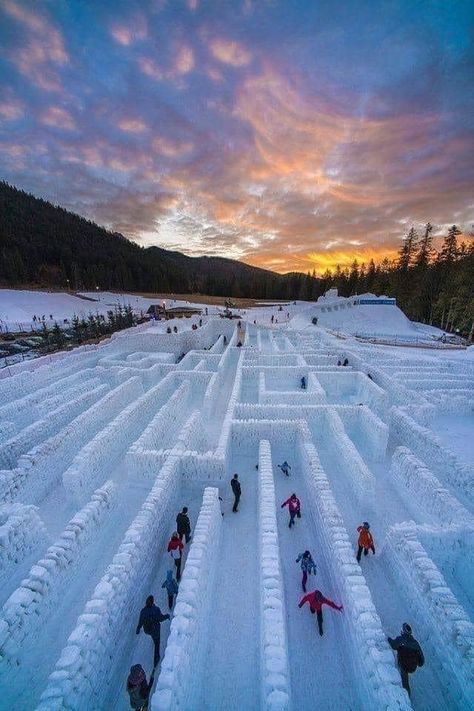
left=0, top=315, right=472, bottom=711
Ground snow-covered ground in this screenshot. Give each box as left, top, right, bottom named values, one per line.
left=0, top=289, right=221, bottom=333
left=0, top=293, right=473, bottom=711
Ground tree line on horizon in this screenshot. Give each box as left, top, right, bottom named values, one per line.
left=311, top=223, right=474, bottom=339
left=0, top=181, right=473, bottom=337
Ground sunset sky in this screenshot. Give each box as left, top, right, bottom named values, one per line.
left=1, top=0, right=473, bottom=274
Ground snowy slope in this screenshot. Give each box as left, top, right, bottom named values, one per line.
left=0, top=289, right=220, bottom=332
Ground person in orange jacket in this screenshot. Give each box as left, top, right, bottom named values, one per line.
left=356, top=521, right=375, bottom=562
left=299, top=589, right=343, bottom=636
left=168, top=532, right=184, bottom=581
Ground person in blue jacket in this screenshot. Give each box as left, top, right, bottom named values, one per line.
left=279, top=461, right=291, bottom=477
left=136, top=595, right=170, bottom=668
left=162, top=570, right=179, bottom=610
left=296, top=550, right=317, bottom=592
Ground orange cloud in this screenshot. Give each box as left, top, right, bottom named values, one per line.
left=245, top=247, right=399, bottom=274
left=209, top=38, right=252, bottom=67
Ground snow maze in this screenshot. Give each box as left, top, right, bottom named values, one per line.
left=0, top=317, right=473, bottom=711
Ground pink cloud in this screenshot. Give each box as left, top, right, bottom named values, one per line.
left=174, top=45, right=194, bottom=75
left=117, top=118, right=148, bottom=133
left=40, top=106, right=76, bottom=130
left=110, top=15, right=147, bottom=46
left=138, top=43, right=194, bottom=82
left=2, top=0, right=68, bottom=91
left=0, top=97, right=24, bottom=121
left=152, top=136, right=194, bottom=157
left=208, top=38, right=252, bottom=67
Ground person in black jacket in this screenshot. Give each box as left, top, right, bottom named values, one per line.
left=176, top=506, right=191, bottom=543
left=136, top=595, right=170, bottom=668
left=126, top=664, right=154, bottom=710
left=388, top=623, right=425, bottom=696
left=231, top=473, right=241, bottom=512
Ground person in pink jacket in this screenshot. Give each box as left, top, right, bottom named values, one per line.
left=281, top=493, right=301, bottom=528
left=299, top=589, right=343, bottom=636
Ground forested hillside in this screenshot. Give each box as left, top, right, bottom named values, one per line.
left=1, top=181, right=473, bottom=336
left=0, top=182, right=306, bottom=300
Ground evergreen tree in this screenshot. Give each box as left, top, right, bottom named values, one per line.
left=397, top=227, right=418, bottom=270
left=52, top=322, right=65, bottom=348
left=71, top=314, right=83, bottom=342
left=439, top=225, right=462, bottom=264
left=415, top=223, right=434, bottom=268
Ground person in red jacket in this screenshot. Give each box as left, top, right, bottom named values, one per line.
left=167, top=532, right=184, bottom=581
left=356, top=522, right=375, bottom=562
left=281, top=493, right=301, bottom=528
left=299, top=589, right=343, bottom=636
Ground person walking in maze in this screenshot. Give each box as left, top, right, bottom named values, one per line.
left=167, top=532, right=184, bottom=581
left=278, top=460, right=291, bottom=477
left=281, top=493, right=301, bottom=528
left=300, top=376, right=307, bottom=389
left=298, top=589, right=343, bottom=636
left=162, top=570, right=179, bottom=610
left=356, top=522, right=375, bottom=562
left=231, top=473, right=241, bottom=512
left=388, top=623, right=425, bottom=697
left=296, top=550, right=317, bottom=591
left=126, top=664, right=154, bottom=710
left=136, top=595, right=170, bottom=668
left=176, top=506, right=192, bottom=543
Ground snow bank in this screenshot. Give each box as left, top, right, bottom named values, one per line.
left=258, top=441, right=291, bottom=711
left=216, top=348, right=245, bottom=460
left=0, top=481, right=116, bottom=666
left=178, top=452, right=225, bottom=482
left=152, top=487, right=222, bottom=711
left=337, top=406, right=388, bottom=462
left=247, top=354, right=302, bottom=367
left=0, top=503, right=46, bottom=573
left=346, top=351, right=414, bottom=408
left=316, top=370, right=388, bottom=415
left=0, top=349, right=100, bottom=393
left=0, top=377, right=142, bottom=505
left=323, top=409, right=375, bottom=504
left=36, top=456, right=180, bottom=711
left=0, top=368, right=99, bottom=428
left=390, top=408, right=474, bottom=507
left=106, top=318, right=234, bottom=359
left=401, top=377, right=474, bottom=392
left=391, top=447, right=474, bottom=527
left=298, top=435, right=409, bottom=710
left=125, top=379, right=190, bottom=454
left=202, top=346, right=238, bottom=422
left=176, top=411, right=209, bottom=454
left=0, top=382, right=108, bottom=469
left=231, top=419, right=303, bottom=452
left=260, top=369, right=326, bottom=405
left=384, top=524, right=474, bottom=707
left=63, top=379, right=190, bottom=500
